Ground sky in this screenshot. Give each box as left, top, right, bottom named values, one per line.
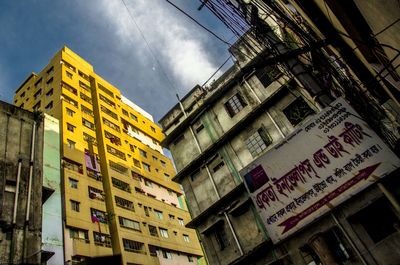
left=0, top=0, right=235, bottom=121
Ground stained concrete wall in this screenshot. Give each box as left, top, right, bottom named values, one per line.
left=0, top=101, right=44, bottom=265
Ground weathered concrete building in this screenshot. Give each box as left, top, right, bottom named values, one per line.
left=0, top=101, right=44, bottom=264
left=160, top=0, right=400, bottom=263
left=159, top=33, right=323, bottom=264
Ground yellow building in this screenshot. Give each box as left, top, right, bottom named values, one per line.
left=13, top=47, right=204, bottom=265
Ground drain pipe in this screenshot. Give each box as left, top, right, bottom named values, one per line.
left=25, top=121, right=36, bottom=222
left=12, top=160, right=22, bottom=224
left=23, top=121, right=36, bottom=263
left=242, top=77, right=285, bottom=138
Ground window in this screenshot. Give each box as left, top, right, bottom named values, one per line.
left=67, top=123, right=75, bottom=132
left=123, top=238, right=145, bottom=254
left=33, top=101, right=41, bottom=111
left=66, top=108, right=75, bottom=117
left=103, top=117, right=120, bottom=132
left=188, top=255, right=194, bottom=262
left=154, top=210, right=163, bottom=220
left=107, top=145, right=126, bottom=160
left=62, top=94, right=78, bottom=107
left=122, top=109, right=129, bottom=116
left=62, top=158, right=83, bottom=174
left=183, top=234, right=190, bottom=242
left=283, top=97, right=315, bottom=126
left=152, top=156, right=158, bottom=161
left=67, top=139, right=76, bottom=149
left=88, top=186, right=104, bottom=201
left=105, top=131, right=121, bottom=145
left=214, top=226, right=229, bottom=250
left=61, top=82, right=77, bottom=95
left=133, top=158, right=141, bottom=168
left=115, top=196, right=134, bottom=210
left=142, top=162, right=150, bottom=172
left=178, top=218, right=184, bottom=226
left=150, top=126, right=156, bottom=132
left=139, top=149, right=147, bottom=158
left=34, top=78, right=42, bottom=88
left=93, top=232, right=111, bottom=248
left=91, top=208, right=107, bottom=223
left=70, top=200, right=80, bottom=212
left=20, top=91, right=25, bottom=98
left=81, top=105, right=94, bottom=117
left=130, top=113, right=138, bottom=121
left=160, top=160, right=166, bottom=168
left=69, top=178, right=78, bottom=189
left=69, top=227, right=88, bottom=242
left=99, top=93, right=115, bottom=108
left=112, top=177, right=131, bottom=192
left=119, top=216, right=141, bottom=231
left=61, top=60, right=76, bottom=72
left=66, top=71, right=73, bottom=78
left=82, top=118, right=95, bottom=130
left=46, top=77, right=53, bottom=84
left=255, top=65, right=281, bottom=87
left=83, top=132, right=97, bottom=145
left=194, top=120, right=204, bottom=133
left=162, top=250, right=172, bottom=259
left=144, top=179, right=153, bottom=187
left=98, top=83, right=114, bottom=98
left=34, top=89, right=42, bottom=99
left=149, top=245, right=157, bottom=256
left=80, top=92, right=92, bottom=104
left=149, top=225, right=158, bottom=237
left=101, top=105, right=118, bottom=120
left=79, top=81, right=90, bottom=92
left=46, top=66, right=54, bottom=75
left=190, top=170, right=200, bottom=182
left=46, top=88, right=53, bottom=97
left=225, top=93, right=247, bottom=117
left=109, top=160, right=128, bottom=174
left=169, top=214, right=175, bottom=220
left=45, top=101, right=53, bottom=110
left=245, top=127, right=272, bottom=157
left=78, top=70, right=89, bottom=81
left=144, top=206, right=150, bottom=216
left=159, top=228, right=169, bottom=238
left=164, top=173, right=170, bottom=179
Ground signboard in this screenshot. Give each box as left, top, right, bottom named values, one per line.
left=242, top=98, right=400, bottom=243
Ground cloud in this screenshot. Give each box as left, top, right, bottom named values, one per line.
left=94, top=0, right=221, bottom=93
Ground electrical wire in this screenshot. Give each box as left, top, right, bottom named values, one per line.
left=120, top=0, right=179, bottom=96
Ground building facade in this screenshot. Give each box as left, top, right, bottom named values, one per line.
left=159, top=34, right=320, bottom=264
left=0, top=101, right=45, bottom=264
left=13, top=47, right=204, bottom=265
left=160, top=0, right=400, bottom=263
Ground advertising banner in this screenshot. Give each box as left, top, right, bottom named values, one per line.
left=242, top=98, right=400, bottom=243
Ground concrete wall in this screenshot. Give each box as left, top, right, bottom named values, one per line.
left=0, top=102, right=44, bottom=265
left=42, top=114, right=64, bottom=265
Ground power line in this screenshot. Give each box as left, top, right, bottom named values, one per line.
left=120, top=0, right=179, bottom=96
left=164, top=0, right=232, bottom=46
left=202, top=55, right=232, bottom=87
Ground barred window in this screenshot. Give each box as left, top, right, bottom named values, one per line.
left=93, top=232, right=111, bottom=247
left=90, top=208, right=107, bottom=224
left=101, top=105, right=118, bottom=120
left=119, top=216, right=140, bottom=231
left=103, top=117, right=120, bottom=132
left=107, top=145, right=126, bottom=160
left=225, top=93, right=247, bottom=117
left=112, top=177, right=131, bottom=192
left=109, top=160, right=128, bottom=174
left=159, top=228, right=169, bottom=238
left=88, top=186, right=104, bottom=201
left=115, top=196, right=134, bottom=210
left=245, top=127, right=272, bottom=157
left=123, top=238, right=145, bottom=254
left=82, top=118, right=95, bottom=130
left=283, top=97, right=315, bottom=126
left=80, top=92, right=92, bottom=104
left=99, top=93, right=115, bottom=108
left=81, top=105, right=94, bottom=117
left=63, top=94, right=78, bottom=107
left=149, top=225, right=158, bottom=237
